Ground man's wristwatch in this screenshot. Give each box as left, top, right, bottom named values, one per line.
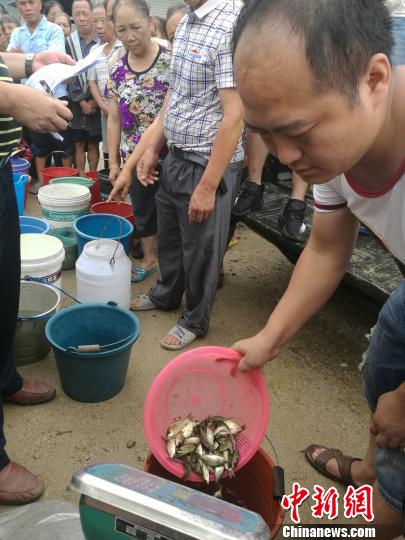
left=24, top=53, right=35, bottom=78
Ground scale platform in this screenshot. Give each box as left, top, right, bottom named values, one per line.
left=71, top=463, right=270, bottom=540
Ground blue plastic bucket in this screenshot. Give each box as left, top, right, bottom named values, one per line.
left=11, top=157, right=30, bottom=175
left=74, top=213, right=134, bottom=256
left=19, top=216, right=51, bottom=235
left=13, top=173, right=30, bottom=216
left=45, top=302, right=141, bottom=403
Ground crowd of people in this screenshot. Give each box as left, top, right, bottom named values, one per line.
left=0, top=0, right=403, bottom=536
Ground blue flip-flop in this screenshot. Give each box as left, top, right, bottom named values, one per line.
left=131, top=266, right=157, bottom=283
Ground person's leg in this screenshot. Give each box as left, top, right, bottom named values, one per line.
left=133, top=156, right=184, bottom=310
left=232, top=131, right=266, bottom=217
left=74, top=141, right=86, bottom=176
left=129, top=169, right=158, bottom=278
left=373, top=482, right=403, bottom=539
left=278, top=172, right=309, bottom=241
left=163, top=160, right=242, bottom=346
left=87, top=141, right=100, bottom=172
left=61, top=155, right=73, bottom=168
left=34, top=156, right=46, bottom=185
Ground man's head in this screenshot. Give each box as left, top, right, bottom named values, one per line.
left=92, top=3, right=107, bottom=42
left=72, top=0, right=93, bottom=36
left=105, top=0, right=116, bottom=41
left=165, top=2, right=186, bottom=44
left=234, top=0, right=395, bottom=182
left=2, top=15, right=20, bottom=42
left=16, top=0, right=42, bottom=27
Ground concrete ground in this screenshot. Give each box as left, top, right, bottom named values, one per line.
left=6, top=192, right=378, bottom=531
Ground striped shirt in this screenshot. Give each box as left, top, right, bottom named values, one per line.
left=0, top=56, right=22, bottom=158
left=88, top=39, right=122, bottom=100
left=164, top=0, right=244, bottom=163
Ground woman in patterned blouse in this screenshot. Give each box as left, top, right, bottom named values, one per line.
left=108, top=0, right=171, bottom=283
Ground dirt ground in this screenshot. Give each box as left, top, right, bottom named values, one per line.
left=5, top=194, right=378, bottom=530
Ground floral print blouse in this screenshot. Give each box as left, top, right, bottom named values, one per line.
left=108, top=46, right=171, bottom=162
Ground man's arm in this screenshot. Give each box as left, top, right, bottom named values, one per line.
left=136, top=90, right=171, bottom=183
left=1, top=51, right=75, bottom=81
left=6, top=28, right=19, bottom=52
left=233, top=206, right=359, bottom=370
left=188, top=87, right=244, bottom=223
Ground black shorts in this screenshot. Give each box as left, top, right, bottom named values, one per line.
left=71, top=129, right=102, bottom=144
left=129, top=169, right=158, bottom=238
left=29, top=127, right=74, bottom=158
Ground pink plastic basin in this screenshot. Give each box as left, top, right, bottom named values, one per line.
left=143, top=346, right=270, bottom=482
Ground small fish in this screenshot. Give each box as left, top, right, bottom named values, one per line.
left=214, top=425, right=230, bottom=438
left=183, top=437, right=200, bottom=445
left=224, top=419, right=244, bottom=435
left=215, top=465, right=224, bottom=483
left=166, top=439, right=176, bottom=458
left=201, top=462, right=210, bottom=484
left=200, top=454, right=226, bottom=467
left=181, top=422, right=196, bottom=440
left=166, top=416, right=194, bottom=440
left=196, top=443, right=204, bottom=456
left=175, top=444, right=196, bottom=456
left=206, top=426, right=215, bottom=447
left=198, top=424, right=213, bottom=451
left=175, top=432, right=185, bottom=446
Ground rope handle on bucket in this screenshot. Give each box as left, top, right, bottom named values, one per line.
left=97, top=214, right=123, bottom=266
left=65, top=332, right=138, bottom=353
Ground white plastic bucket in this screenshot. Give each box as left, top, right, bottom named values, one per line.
left=38, top=183, right=91, bottom=229
left=21, top=234, right=65, bottom=287
left=75, top=239, right=131, bottom=308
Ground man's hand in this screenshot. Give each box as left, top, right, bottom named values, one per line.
left=8, top=47, right=23, bottom=54
left=370, top=384, right=405, bottom=448
left=108, top=168, right=132, bottom=201
left=136, top=148, right=159, bottom=186
left=101, top=104, right=109, bottom=117
left=9, top=84, right=72, bottom=132
left=232, top=331, right=280, bottom=372
left=80, top=100, right=96, bottom=116
left=32, top=51, right=75, bottom=73
left=188, top=182, right=216, bottom=223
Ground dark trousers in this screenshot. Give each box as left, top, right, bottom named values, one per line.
left=0, top=161, right=23, bottom=469
left=129, top=169, right=158, bottom=238
left=149, top=154, right=242, bottom=336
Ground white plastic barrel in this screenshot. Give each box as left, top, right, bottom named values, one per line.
left=38, top=183, right=91, bottom=229
left=20, top=234, right=65, bottom=287
left=75, top=239, right=131, bottom=308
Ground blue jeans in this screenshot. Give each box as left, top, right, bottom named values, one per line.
left=392, top=17, right=405, bottom=66
left=363, top=280, right=405, bottom=513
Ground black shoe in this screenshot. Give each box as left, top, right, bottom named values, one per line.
left=278, top=199, right=307, bottom=241
left=232, top=181, right=265, bottom=218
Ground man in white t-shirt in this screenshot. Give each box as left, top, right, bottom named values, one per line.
left=232, top=0, right=405, bottom=535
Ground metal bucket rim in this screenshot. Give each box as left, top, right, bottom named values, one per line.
left=19, top=280, right=61, bottom=320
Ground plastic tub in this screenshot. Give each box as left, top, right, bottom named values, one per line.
left=91, top=201, right=135, bottom=226
left=45, top=302, right=141, bottom=402
left=12, top=158, right=30, bottom=210
left=48, top=227, right=78, bottom=270
left=20, top=233, right=65, bottom=287
left=143, top=346, right=270, bottom=482
left=13, top=173, right=30, bottom=216
left=38, top=183, right=91, bottom=229
left=19, top=216, right=51, bottom=235
left=84, top=171, right=101, bottom=205
left=13, top=280, right=61, bottom=365
left=41, top=166, right=78, bottom=185
left=74, top=213, right=134, bottom=256
left=145, top=449, right=284, bottom=539
left=76, top=239, right=131, bottom=308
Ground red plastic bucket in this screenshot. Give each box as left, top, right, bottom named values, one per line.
left=84, top=171, right=101, bottom=204
left=91, top=201, right=135, bottom=225
left=145, top=449, right=284, bottom=539
left=41, top=167, right=78, bottom=186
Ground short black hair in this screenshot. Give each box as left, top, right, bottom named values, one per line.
left=112, top=0, right=149, bottom=21
left=233, top=0, right=394, bottom=100
left=166, top=2, right=186, bottom=22
left=43, top=0, right=63, bottom=16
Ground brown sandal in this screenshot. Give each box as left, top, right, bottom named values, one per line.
left=305, top=444, right=361, bottom=488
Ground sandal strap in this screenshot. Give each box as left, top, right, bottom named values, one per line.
left=315, top=447, right=360, bottom=486
left=167, top=324, right=196, bottom=342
